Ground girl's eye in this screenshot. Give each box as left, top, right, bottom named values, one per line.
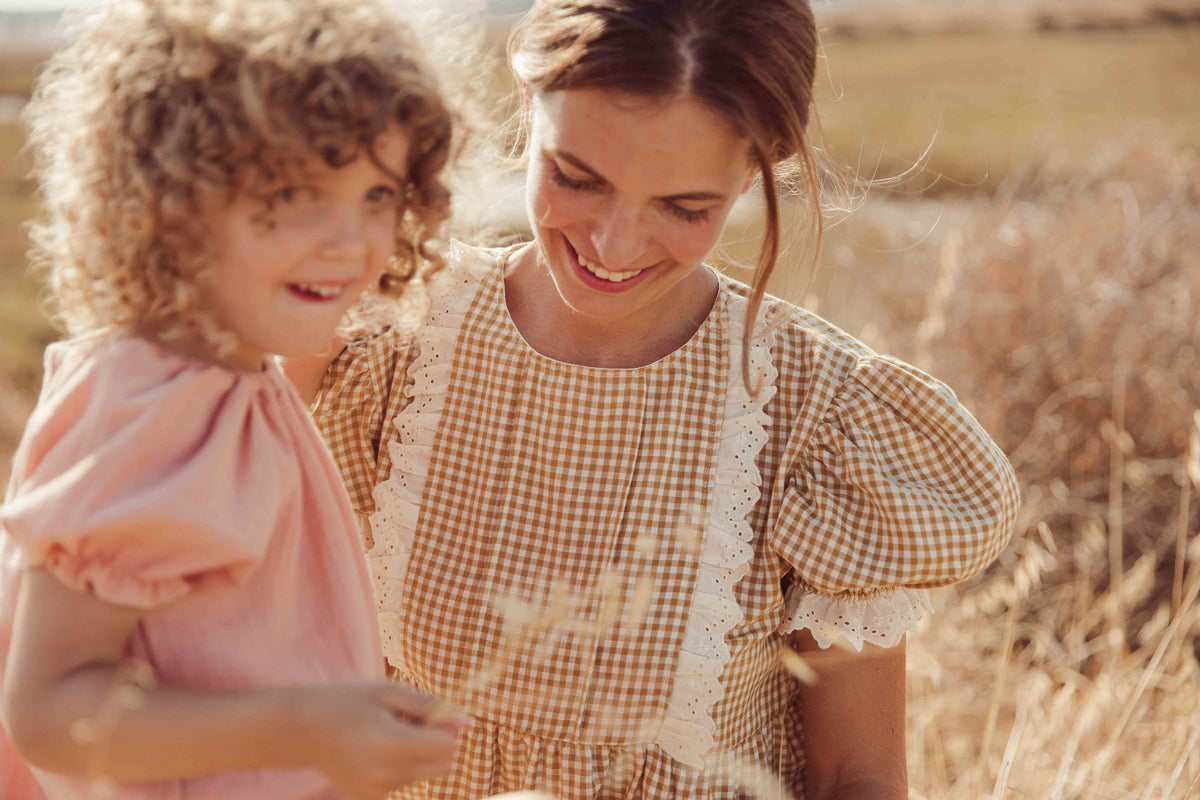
left=269, top=185, right=315, bottom=206
left=549, top=160, right=600, bottom=192
left=366, top=185, right=400, bottom=205
left=666, top=203, right=711, bottom=224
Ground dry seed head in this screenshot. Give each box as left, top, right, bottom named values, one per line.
left=460, top=656, right=508, bottom=695
left=110, top=684, right=147, bottom=710
left=1034, top=521, right=1057, bottom=554
left=532, top=628, right=565, bottom=661
left=69, top=717, right=98, bottom=745
left=672, top=507, right=706, bottom=555
left=420, top=698, right=463, bottom=726
left=1136, top=603, right=1171, bottom=646
left=625, top=576, right=657, bottom=629
left=594, top=568, right=623, bottom=632
left=1099, top=419, right=1135, bottom=454
left=1188, top=535, right=1200, bottom=562
left=779, top=646, right=819, bottom=685
left=1187, top=410, right=1200, bottom=487
left=705, top=750, right=797, bottom=800
left=87, top=776, right=118, bottom=800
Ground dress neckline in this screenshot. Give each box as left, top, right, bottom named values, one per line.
left=489, top=243, right=728, bottom=374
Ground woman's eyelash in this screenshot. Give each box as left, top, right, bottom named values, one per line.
left=549, top=161, right=599, bottom=191
left=550, top=159, right=711, bottom=224
left=667, top=204, right=710, bottom=224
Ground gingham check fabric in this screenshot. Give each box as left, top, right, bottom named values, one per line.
left=313, top=244, right=1020, bottom=800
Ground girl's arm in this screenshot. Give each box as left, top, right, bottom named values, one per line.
left=4, top=569, right=458, bottom=797
left=791, top=629, right=908, bottom=800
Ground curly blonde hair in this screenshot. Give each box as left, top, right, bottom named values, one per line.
left=25, top=0, right=455, bottom=347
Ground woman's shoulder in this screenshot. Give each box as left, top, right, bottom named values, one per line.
left=440, top=239, right=513, bottom=287
left=718, top=272, right=882, bottom=398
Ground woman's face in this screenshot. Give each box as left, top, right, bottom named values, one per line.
left=525, top=88, right=754, bottom=325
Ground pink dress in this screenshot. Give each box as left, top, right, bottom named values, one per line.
left=0, top=334, right=385, bottom=800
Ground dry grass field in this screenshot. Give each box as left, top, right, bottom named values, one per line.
left=1, top=8, right=1199, bottom=799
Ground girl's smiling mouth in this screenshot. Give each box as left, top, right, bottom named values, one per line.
left=287, top=282, right=350, bottom=301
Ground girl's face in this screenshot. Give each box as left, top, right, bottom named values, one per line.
left=525, top=88, right=754, bottom=325
left=197, top=126, right=411, bottom=370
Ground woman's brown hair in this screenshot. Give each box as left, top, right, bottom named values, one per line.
left=509, top=0, right=822, bottom=388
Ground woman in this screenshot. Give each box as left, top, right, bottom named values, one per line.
left=288, top=1, right=1020, bottom=798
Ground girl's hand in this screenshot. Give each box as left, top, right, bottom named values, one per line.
left=4, top=569, right=462, bottom=793
left=294, top=682, right=464, bottom=800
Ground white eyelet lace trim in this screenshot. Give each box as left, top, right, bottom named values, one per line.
left=652, top=290, right=778, bottom=771
left=780, top=584, right=933, bottom=651
left=366, top=240, right=491, bottom=673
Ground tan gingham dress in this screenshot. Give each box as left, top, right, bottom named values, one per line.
left=314, top=242, right=1020, bottom=800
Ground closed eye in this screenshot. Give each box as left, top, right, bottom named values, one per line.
left=548, top=159, right=603, bottom=193
left=664, top=202, right=711, bottom=224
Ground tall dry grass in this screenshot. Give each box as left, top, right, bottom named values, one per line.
left=886, top=139, right=1200, bottom=799
left=1, top=17, right=1199, bottom=797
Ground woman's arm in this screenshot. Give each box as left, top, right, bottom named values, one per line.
left=791, top=629, right=908, bottom=800
left=3, top=569, right=458, bottom=795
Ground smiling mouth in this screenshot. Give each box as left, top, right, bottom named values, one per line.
left=575, top=251, right=645, bottom=283
left=288, top=282, right=347, bottom=301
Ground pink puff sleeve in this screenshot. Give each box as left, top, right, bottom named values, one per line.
left=0, top=337, right=287, bottom=610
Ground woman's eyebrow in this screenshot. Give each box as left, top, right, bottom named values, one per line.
left=550, top=148, right=728, bottom=203
left=551, top=149, right=606, bottom=181
left=662, top=189, right=727, bottom=203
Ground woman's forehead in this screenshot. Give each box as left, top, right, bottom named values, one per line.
left=534, top=89, right=750, bottom=186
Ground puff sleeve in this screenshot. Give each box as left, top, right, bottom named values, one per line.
left=0, top=339, right=289, bottom=610
left=312, top=327, right=412, bottom=527
left=772, top=355, right=1020, bottom=649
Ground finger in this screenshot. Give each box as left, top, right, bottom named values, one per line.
left=375, top=681, right=437, bottom=716
left=376, top=683, right=466, bottom=728
left=420, top=698, right=469, bottom=729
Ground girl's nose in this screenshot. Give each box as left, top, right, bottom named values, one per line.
left=318, top=205, right=368, bottom=261
left=590, top=201, right=647, bottom=272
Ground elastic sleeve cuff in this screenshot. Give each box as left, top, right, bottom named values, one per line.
left=41, top=545, right=192, bottom=610
left=779, top=583, right=933, bottom=651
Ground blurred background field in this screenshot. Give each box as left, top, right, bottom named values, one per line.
left=1, top=1, right=1200, bottom=798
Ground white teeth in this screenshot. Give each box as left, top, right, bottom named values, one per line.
left=576, top=253, right=644, bottom=283
left=293, top=283, right=343, bottom=299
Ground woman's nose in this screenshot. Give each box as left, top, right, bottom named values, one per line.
left=590, top=201, right=647, bottom=272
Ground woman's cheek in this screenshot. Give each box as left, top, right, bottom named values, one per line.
left=531, top=179, right=589, bottom=229
left=662, top=220, right=723, bottom=265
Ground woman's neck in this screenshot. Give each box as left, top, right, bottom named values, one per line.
left=502, top=243, right=719, bottom=369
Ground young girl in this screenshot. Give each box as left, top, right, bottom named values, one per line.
left=288, top=0, right=1022, bottom=798
left=0, top=0, right=463, bottom=797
